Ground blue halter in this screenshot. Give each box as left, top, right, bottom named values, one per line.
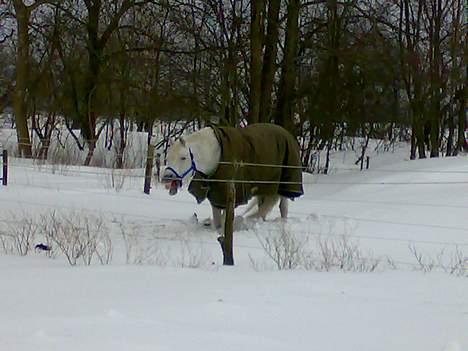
left=165, top=148, right=197, bottom=185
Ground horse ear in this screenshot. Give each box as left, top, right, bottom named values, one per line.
left=179, top=137, right=186, bottom=147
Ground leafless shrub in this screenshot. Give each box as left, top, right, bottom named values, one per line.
left=0, top=213, right=38, bottom=256
left=0, top=229, right=15, bottom=254
left=311, top=235, right=380, bottom=272
left=119, top=219, right=213, bottom=267
left=176, top=235, right=209, bottom=269
left=255, top=227, right=380, bottom=272
left=39, top=211, right=112, bottom=266
left=408, top=243, right=466, bottom=276
left=103, top=169, right=128, bottom=192
left=385, top=256, right=398, bottom=270
left=35, top=134, right=82, bottom=172
left=445, top=247, right=466, bottom=276
left=408, top=243, right=438, bottom=272
left=119, top=223, right=168, bottom=266
left=256, top=226, right=306, bottom=270
left=248, top=253, right=271, bottom=272
left=119, top=223, right=139, bottom=264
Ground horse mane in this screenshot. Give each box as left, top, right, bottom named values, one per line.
left=182, top=127, right=220, bottom=175
left=183, top=127, right=216, bottom=145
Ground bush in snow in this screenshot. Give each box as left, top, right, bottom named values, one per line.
left=255, top=226, right=380, bottom=272
left=256, top=226, right=306, bottom=270
left=39, top=211, right=113, bottom=266
left=408, top=243, right=466, bottom=276
left=118, top=221, right=211, bottom=268
left=119, top=222, right=168, bottom=265
left=0, top=212, right=39, bottom=256
left=310, top=235, right=380, bottom=272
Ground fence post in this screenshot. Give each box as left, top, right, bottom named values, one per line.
left=143, top=127, right=154, bottom=195
left=218, top=181, right=235, bottom=266
left=1, top=150, right=7, bottom=186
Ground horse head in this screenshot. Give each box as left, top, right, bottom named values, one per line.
left=161, top=137, right=196, bottom=195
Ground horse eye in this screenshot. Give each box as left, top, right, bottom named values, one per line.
left=181, top=156, right=187, bottom=161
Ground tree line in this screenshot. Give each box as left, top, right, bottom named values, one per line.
left=0, top=0, right=466, bottom=168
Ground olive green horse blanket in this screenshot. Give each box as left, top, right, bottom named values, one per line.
left=188, top=123, right=304, bottom=209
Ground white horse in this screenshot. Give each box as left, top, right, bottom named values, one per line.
left=161, top=127, right=292, bottom=232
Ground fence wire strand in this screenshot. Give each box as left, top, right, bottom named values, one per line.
left=7, top=162, right=468, bottom=186
left=1, top=198, right=467, bottom=248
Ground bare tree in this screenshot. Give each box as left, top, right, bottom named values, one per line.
left=259, top=0, right=280, bottom=123
left=10, top=0, right=57, bottom=157
left=248, top=0, right=264, bottom=124
left=1, top=0, right=464, bottom=165
left=274, top=0, right=300, bottom=134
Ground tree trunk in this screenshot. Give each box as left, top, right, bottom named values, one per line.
left=82, top=2, right=102, bottom=166
left=410, top=122, right=417, bottom=160
left=259, top=0, right=280, bottom=123
left=248, top=0, right=265, bottom=125
left=455, top=85, right=467, bottom=154
left=82, top=0, right=135, bottom=165
left=274, top=0, right=300, bottom=134
left=116, top=113, right=126, bottom=169
left=446, top=109, right=454, bottom=156
left=429, top=0, right=442, bottom=158
left=451, top=0, right=466, bottom=155
left=13, top=1, right=32, bottom=158
left=84, top=136, right=96, bottom=166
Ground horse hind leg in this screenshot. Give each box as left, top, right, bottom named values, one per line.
left=279, top=196, right=288, bottom=219
left=241, top=196, right=259, bottom=217
left=247, top=195, right=279, bottom=221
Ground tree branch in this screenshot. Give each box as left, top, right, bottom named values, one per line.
left=27, top=0, right=58, bottom=13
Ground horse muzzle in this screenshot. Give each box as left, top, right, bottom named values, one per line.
left=161, top=172, right=182, bottom=195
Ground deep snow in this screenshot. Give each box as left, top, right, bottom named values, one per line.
left=1, top=257, right=467, bottom=351
left=0, top=137, right=467, bottom=351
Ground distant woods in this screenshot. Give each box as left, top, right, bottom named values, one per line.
left=0, top=0, right=466, bottom=167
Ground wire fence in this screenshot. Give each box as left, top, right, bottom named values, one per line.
left=0, top=211, right=465, bottom=273
left=3, top=172, right=468, bottom=235
left=1, top=207, right=466, bottom=274
left=1, top=195, right=467, bottom=248
left=218, top=160, right=468, bottom=174
left=1, top=212, right=467, bottom=255
left=7, top=162, right=468, bottom=186
left=3, top=159, right=468, bottom=237
left=2, top=154, right=467, bottom=272
left=299, top=197, right=468, bottom=210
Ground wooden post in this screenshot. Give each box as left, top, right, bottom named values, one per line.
left=366, top=156, right=370, bottom=170
left=324, top=143, right=331, bottom=174
left=143, top=124, right=154, bottom=195
left=2, top=150, right=7, bottom=186
left=219, top=182, right=235, bottom=265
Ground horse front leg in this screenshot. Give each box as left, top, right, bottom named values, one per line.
left=211, top=205, right=224, bottom=234
left=213, top=205, right=228, bottom=256
left=279, top=196, right=288, bottom=219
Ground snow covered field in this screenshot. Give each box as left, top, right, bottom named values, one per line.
left=0, top=140, right=467, bottom=351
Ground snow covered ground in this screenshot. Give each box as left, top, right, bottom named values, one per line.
left=0, top=140, right=467, bottom=351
